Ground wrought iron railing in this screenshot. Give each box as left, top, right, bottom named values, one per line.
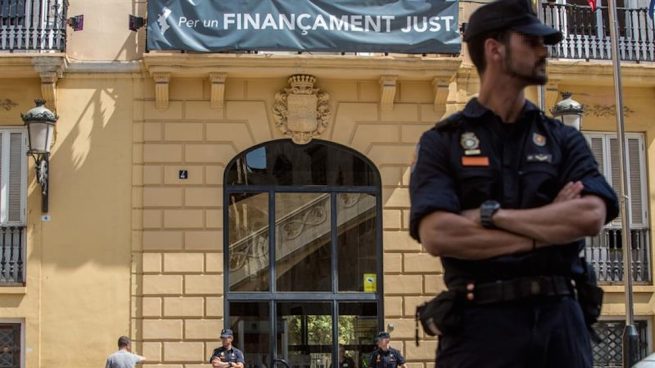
left=0, top=226, right=24, bottom=285
left=584, top=227, right=651, bottom=283
left=542, top=2, right=655, bottom=61
left=592, top=320, right=649, bottom=367
left=0, top=323, right=21, bottom=368
left=0, top=0, right=67, bottom=51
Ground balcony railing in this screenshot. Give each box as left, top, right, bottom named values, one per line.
left=542, top=2, right=655, bottom=61
left=0, top=226, right=24, bottom=285
left=591, top=320, right=649, bottom=367
left=0, top=0, right=67, bottom=51
left=584, top=227, right=651, bottom=284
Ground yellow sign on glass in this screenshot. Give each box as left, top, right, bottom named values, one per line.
left=363, top=273, right=377, bottom=293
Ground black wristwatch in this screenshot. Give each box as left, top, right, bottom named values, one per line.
left=480, top=200, right=501, bottom=229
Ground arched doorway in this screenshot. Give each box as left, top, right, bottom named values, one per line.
left=224, top=139, right=383, bottom=368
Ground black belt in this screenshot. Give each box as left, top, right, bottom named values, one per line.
left=463, top=275, right=574, bottom=305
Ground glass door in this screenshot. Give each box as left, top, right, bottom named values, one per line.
left=229, top=302, right=271, bottom=368
left=225, top=140, right=383, bottom=368
left=276, top=302, right=333, bottom=368
left=227, top=301, right=378, bottom=368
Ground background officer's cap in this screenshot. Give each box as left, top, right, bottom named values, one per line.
left=220, top=329, right=234, bottom=338
left=375, top=331, right=390, bottom=341
left=463, top=0, right=562, bottom=45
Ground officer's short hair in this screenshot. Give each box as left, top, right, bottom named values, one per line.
left=118, top=336, right=131, bottom=348
left=467, top=30, right=510, bottom=75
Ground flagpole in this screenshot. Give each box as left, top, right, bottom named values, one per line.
left=606, top=0, right=639, bottom=366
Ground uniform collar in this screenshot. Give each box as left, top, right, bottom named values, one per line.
left=462, top=98, right=540, bottom=121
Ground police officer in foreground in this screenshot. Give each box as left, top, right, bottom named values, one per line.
left=209, top=329, right=245, bottom=368
left=409, top=0, right=619, bottom=367
left=369, top=332, right=406, bottom=368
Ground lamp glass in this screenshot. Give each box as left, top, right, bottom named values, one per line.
left=27, top=121, right=54, bottom=154
left=561, top=114, right=581, bottom=131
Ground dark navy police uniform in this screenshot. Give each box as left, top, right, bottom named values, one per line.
left=337, top=356, right=356, bottom=368
left=369, top=347, right=405, bottom=368
left=209, top=346, right=245, bottom=366
left=409, top=99, right=619, bottom=368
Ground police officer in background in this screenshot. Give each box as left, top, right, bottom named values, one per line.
left=409, top=0, right=619, bottom=367
left=209, top=329, right=245, bottom=368
left=369, top=332, right=406, bottom=368
left=332, top=345, right=356, bottom=368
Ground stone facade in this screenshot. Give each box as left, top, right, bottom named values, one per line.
left=0, top=1, right=654, bottom=367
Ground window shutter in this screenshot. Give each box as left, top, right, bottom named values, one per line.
left=609, top=138, right=621, bottom=191
left=0, top=130, right=26, bottom=225
left=583, top=132, right=647, bottom=229
left=627, top=137, right=645, bottom=227
left=8, top=133, right=22, bottom=223
left=608, top=138, right=623, bottom=226
left=589, top=136, right=605, bottom=177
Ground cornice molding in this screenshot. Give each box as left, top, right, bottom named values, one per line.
left=0, top=53, right=67, bottom=79
left=0, top=54, right=67, bottom=110
left=143, top=53, right=462, bottom=80
left=548, top=60, right=655, bottom=87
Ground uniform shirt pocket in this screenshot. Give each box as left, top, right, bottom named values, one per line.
left=457, top=168, right=496, bottom=208
left=519, top=162, right=558, bottom=207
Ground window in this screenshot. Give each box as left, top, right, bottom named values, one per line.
left=224, top=139, right=382, bottom=368
left=0, top=322, right=22, bottom=368
left=0, top=129, right=26, bottom=285
left=583, top=132, right=650, bottom=283
left=584, top=132, right=647, bottom=228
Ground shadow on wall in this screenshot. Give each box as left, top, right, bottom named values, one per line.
left=33, top=77, right=134, bottom=270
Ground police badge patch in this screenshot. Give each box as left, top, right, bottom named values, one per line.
left=460, top=132, right=481, bottom=155
left=533, top=133, right=546, bottom=147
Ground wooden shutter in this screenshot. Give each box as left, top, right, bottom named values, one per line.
left=8, top=133, right=22, bottom=223
left=0, top=130, right=26, bottom=225
left=627, top=136, right=647, bottom=227
left=585, top=132, right=647, bottom=228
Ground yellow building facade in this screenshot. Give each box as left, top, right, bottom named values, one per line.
left=0, top=1, right=654, bottom=367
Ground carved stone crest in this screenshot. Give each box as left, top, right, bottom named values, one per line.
left=584, top=104, right=635, bottom=118
left=273, top=75, right=330, bottom=144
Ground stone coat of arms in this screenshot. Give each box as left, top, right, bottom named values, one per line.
left=273, top=75, right=330, bottom=144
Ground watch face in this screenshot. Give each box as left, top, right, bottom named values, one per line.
left=483, top=200, right=500, bottom=211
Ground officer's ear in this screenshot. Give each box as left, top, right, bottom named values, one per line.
left=484, top=37, right=505, bottom=64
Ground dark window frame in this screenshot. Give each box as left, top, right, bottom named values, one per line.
left=0, top=322, right=21, bottom=368
left=223, top=139, right=384, bottom=363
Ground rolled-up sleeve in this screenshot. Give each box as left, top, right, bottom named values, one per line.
left=409, top=130, right=460, bottom=242
left=559, top=126, right=619, bottom=224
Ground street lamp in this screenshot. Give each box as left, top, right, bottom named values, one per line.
left=551, top=92, right=584, bottom=131
left=21, top=99, right=57, bottom=213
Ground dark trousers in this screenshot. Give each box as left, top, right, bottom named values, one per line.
left=435, top=296, right=592, bottom=368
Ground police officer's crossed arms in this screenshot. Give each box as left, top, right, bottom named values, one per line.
left=209, top=329, right=245, bottom=368
left=409, top=0, right=619, bottom=367
left=369, top=332, right=406, bottom=368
